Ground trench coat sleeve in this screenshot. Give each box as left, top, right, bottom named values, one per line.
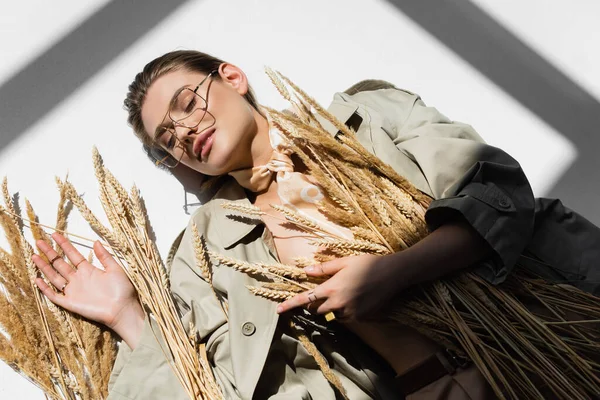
left=106, top=212, right=233, bottom=399
left=356, top=88, right=535, bottom=283
left=106, top=316, right=188, bottom=400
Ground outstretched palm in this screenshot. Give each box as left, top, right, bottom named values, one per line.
left=33, top=232, right=139, bottom=330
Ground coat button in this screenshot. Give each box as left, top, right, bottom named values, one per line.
left=498, top=199, right=511, bottom=209
left=241, top=322, right=256, bottom=336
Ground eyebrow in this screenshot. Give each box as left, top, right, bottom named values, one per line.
left=152, top=84, right=189, bottom=140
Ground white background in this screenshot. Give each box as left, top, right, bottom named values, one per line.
left=1, top=0, right=599, bottom=397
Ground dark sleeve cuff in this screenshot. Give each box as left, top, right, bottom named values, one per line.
left=425, top=181, right=531, bottom=284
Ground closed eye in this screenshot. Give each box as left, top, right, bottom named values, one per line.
left=156, top=128, right=176, bottom=150
left=166, top=133, right=176, bottom=149
left=185, top=96, right=197, bottom=114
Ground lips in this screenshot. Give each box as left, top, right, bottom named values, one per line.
left=193, top=127, right=216, bottom=158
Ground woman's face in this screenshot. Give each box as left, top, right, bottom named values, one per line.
left=141, top=64, right=260, bottom=176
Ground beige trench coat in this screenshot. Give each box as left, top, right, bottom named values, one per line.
left=107, top=83, right=598, bottom=399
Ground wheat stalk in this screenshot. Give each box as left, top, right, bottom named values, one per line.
left=191, top=224, right=228, bottom=318
left=246, top=285, right=296, bottom=301
left=288, top=320, right=349, bottom=400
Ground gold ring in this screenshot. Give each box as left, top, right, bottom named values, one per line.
left=325, top=311, right=336, bottom=322
left=74, top=259, right=85, bottom=269
left=49, top=255, right=61, bottom=267
left=60, top=282, right=68, bottom=293
left=307, top=290, right=318, bottom=303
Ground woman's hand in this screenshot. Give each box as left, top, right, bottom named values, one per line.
left=277, top=220, right=494, bottom=321
left=33, top=233, right=145, bottom=348
left=276, top=254, right=399, bottom=320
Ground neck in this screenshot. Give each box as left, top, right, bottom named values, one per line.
left=251, top=111, right=281, bottom=197
left=227, top=108, right=278, bottom=196
left=249, top=109, right=273, bottom=168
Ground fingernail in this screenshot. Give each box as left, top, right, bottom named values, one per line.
left=276, top=306, right=283, bottom=314
left=304, top=266, right=315, bottom=273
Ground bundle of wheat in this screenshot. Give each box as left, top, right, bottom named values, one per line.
left=205, top=69, right=600, bottom=399
left=1, top=150, right=225, bottom=399
left=0, top=178, right=116, bottom=400
left=52, top=149, right=224, bottom=400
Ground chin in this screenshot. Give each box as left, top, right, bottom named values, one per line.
left=202, top=153, right=234, bottom=176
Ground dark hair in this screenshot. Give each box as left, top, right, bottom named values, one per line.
left=123, top=50, right=260, bottom=167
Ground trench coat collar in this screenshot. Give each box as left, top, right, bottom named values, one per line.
left=209, top=178, right=262, bottom=249
left=313, top=96, right=359, bottom=138
left=214, top=94, right=360, bottom=249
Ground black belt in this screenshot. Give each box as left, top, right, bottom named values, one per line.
left=395, top=349, right=470, bottom=396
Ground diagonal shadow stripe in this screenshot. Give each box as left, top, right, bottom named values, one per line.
left=0, top=0, right=191, bottom=153
left=386, top=0, right=600, bottom=225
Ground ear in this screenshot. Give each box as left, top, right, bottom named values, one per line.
left=218, top=63, right=249, bottom=96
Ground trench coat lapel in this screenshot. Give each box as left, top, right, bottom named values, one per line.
left=227, top=256, right=279, bottom=399
left=314, top=95, right=359, bottom=138
left=200, top=181, right=280, bottom=399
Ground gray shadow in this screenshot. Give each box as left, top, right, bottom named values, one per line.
left=0, top=0, right=191, bottom=151
left=386, top=0, right=600, bottom=225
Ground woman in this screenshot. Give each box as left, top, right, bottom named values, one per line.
left=31, top=50, right=600, bottom=399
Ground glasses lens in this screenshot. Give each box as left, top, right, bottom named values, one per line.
left=169, top=89, right=208, bottom=128
left=150, top=140, right=184, bottom=168
left=150, top=147, right=175, bottom=168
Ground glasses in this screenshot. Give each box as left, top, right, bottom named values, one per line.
left=150, top=70, right=218, bottom=168
left=183, top=190, right=203, bottom=215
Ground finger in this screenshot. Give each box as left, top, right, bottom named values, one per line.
left=35, top=277, right=69, bottom=306
left=316, top=299, right=337, bottom=315
left=277, top=288, right=324, bottom=314
left=32, top=254, right=68, bottom=290
left=51, top=232, right=86, bottom=269
left=306, top=299, right=325, bottom=314
left=304, top=259, right=346, bottom=277
left=36, top=239, right=76, bottom=279
left=93, top=241, right=120, bottom=272
left=316, top=300, right=348, bottom=321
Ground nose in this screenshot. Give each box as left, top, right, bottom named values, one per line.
left=173, top=123, right=198, bottom=144
left=172, top=109, right=214, bottom=145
